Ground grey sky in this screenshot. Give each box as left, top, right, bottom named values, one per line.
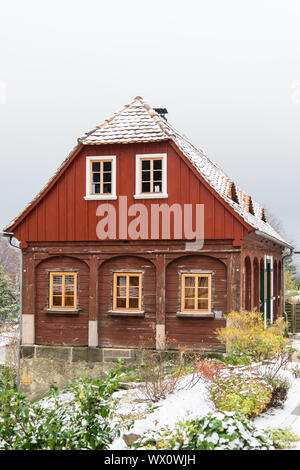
left=0, top=0, right=300, bottom=252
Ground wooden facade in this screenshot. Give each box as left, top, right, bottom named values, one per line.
left=4, top=98, right=288, bottom=353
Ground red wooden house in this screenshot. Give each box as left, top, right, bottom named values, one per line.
left=4, top=97, right=292, bottom=372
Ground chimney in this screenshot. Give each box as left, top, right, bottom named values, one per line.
left=154, top=108, right=168, bottom=121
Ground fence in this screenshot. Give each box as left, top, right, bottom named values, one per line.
left=286, top=302, right=300, bottom=333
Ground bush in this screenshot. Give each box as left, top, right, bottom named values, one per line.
left=264, top=375, right=290, bottom=409
left=0, top=369, right=124, bottom=450
left=194, top=358, right=224, bottom=381
left=134, top=350, right=189, bottom=402
left=133, top=412, right=274, bottom=450
left=217, top=311, right=289, bottom=362
left=208, top=372, right=272, bottom=418
left=267, top=427, right=299, bottom=449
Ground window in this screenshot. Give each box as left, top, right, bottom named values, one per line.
left=113, top=273, right=142, bottom=311
left=85, top=156, right=117, bottom=200
left=181, top=273, right=211, bottom=313
left=49, top=272, right=77, bottom=310
left=135, top=153, right=167, bottom=199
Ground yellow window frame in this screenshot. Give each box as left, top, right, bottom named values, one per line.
left=113, top=273, right=142, bottom=311
left=181, top=273, right=212, bottom=313
left=89, top=159, right=113, bottom=196
left=49, top=272, right=77, bottom=310
left=139, top=157, right=163, bottom=194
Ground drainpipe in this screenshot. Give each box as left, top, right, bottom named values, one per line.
left=1, top=232, right=22, bottom=391
left=282, top=247, right=294, bottom=323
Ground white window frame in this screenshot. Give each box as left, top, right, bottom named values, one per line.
left=84, top=155, right=117, bottom=200
left=134, top=153, right=168, bottom=199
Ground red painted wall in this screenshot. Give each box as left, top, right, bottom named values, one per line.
left=35, top=256, right=89, bottom=346
left=12, top=141, right=249, bottom=244
left=98, top=256, right=156, bottom=348
left=166, top=255, right=227, bottom=349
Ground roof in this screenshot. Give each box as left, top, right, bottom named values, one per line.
left=4, top=96, right=291, bottom=248
left=79, top=96, right=290, bottom=247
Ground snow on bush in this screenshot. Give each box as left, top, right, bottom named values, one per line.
left=133, top=411, right=274, bottom=450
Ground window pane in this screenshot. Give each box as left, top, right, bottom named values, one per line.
left=198, top=299, right=209, bottom=310
left=103, top=172, right=112, bottom=182
left=103, top=161, right=111, bottom=171
left=185, top=287, right=195, bottom=298
left=117, top=298, right=126, bottom=308
left=129, top=298, right=139, bottom=309
left=53, top=274, right=62, bottom=284
left=129, top=276, right=139, bottom=287
left=65, top=296, right=75, bottom=307
left=92, top=173, right=100, bottom=183
left=93, top=184, right=101, bottom=194
left=142, top=171, right=150, bottom=181
left=117, top=286, right=126, bottom=297
left=198, top=277, right=208, bottom=287
left=198, top=288, right=208, bottom=299
left=103, top=183, right=111, bottom=194
left=153, top=182, right=162, bottom=193
left=153, top=171, right=162, bottom=181
left=92, top=162, right=100, bottom=171
left=53, top=295, right=63, bottom=307
left=53, top=283, right=62, bottom=294
left=184, top=298, right=195, bottom=310
left=142, top=160, right=150, bottom=170
left=184, top=276, right=195, bottom=287
left=142, top=182, right=151, bottom=193
left=153, top=159, right=162, bottom=170
left=117, top=276, right=126, bottom=286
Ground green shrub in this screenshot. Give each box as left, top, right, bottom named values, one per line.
left=209, top=373, right=272, bottom=418
left=267, top=427, right=299, bottom=449
left=0, top=369, right=124, bottom=450
left=133, top=412, right=274, bottom=450
left=264, top=375, right=290, bottom=409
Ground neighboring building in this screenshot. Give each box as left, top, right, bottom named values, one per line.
left=3, top=97, right=292, bottom=393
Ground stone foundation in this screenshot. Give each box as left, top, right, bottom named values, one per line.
left=20, top=345, right=140, bottom=400
left=20, top=344, right=225, bottom=400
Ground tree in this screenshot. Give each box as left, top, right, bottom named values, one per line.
left=285, top=270, right=298, bottom=292
left=0, top=265, right=19, bottom=324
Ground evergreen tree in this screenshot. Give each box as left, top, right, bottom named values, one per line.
left=0, top=265, right=19, bottom=324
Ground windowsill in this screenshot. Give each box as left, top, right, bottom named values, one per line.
left=108, top=310, right=145, bottom=317
left=134, top=194, right=168, bottom=199
left=44, top=308, right=81, bottom=315
left=84, top=195, right=117, bottom=201
left=176, top=312, right=214, bottom=318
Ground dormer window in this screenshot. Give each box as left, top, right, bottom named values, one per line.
left=134, top=153, right=168, bottom=199
left=85, top=156, right=117, bottom=200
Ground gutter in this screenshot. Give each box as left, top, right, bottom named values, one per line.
left=282, top=247, right=294, bottom=324
left=254, top=230, right=294, bottom=250
left=1, top=232, right=22, bottom=392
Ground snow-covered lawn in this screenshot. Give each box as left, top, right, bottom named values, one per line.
left=110, top=363, right=300, bottom=450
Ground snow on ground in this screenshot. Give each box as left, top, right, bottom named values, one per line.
left=111, top=360, right=300, bottom=450
left=111, top=376, right=214, bottom=449
left=255, top=367, right=300, bottom=449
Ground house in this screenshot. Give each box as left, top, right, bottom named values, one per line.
left=3, top=97, right=292, bottom=394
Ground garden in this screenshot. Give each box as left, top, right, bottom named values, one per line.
left=1, top=311, right=300, bottom=450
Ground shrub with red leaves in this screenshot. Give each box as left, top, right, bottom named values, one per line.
left=194, top=359, right=224, bottom=381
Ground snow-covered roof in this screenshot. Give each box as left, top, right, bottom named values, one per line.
left=79, top=96, right=290, bottom=247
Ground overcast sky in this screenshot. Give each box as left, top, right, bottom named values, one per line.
left=1, top=0, right=300, bottom=253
